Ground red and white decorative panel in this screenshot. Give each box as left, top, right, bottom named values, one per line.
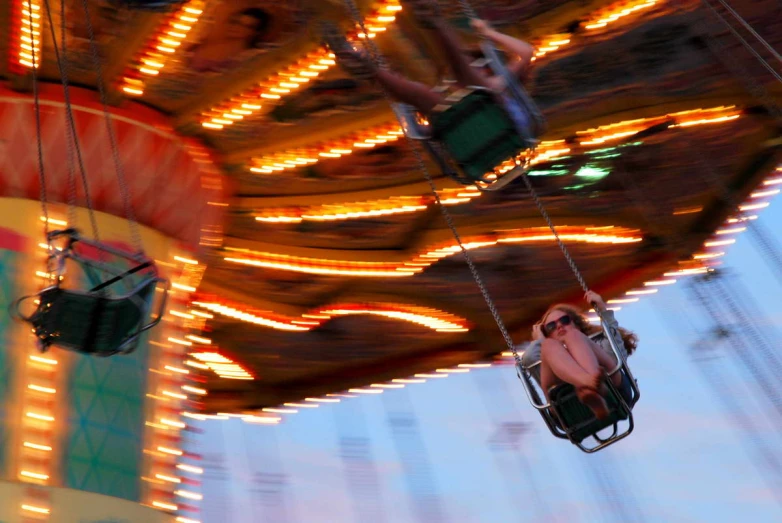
left=0, top=84, right=225, bottom=249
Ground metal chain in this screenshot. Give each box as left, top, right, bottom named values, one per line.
left=747, top=222, right=782, bottom=289
left=42, top=0, right=101, bottom=242
left=452, top=0, right=611, bottom=325
left=344, top=0, right=521, bottom=362
left=699, top=0, right=782, bottom=85
left=451, top=0, right=592, bottom=293
left=714, top=272, right=782, bottom=379
left=61, top=0, right=78, bottom=229
left=456, top=0, right=478, bottom=20
left=615, top=2, right=782, bottom=281
left=28, top=0, right=49, bottom=243
left=517, top=174, right=590, bottom=294
left=689, top=273, right=782, bottom=429
left=711, top=0, right=782, bottom=66
left=701, top=23, right=782, bottom=121
left=80, top=0, right=144, bottom=252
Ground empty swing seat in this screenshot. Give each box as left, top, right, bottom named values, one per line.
left=429, top=89, right=528, bottom=183
left=14, top=228, right=168, bottom=357
left=31, top=279, right=158, bottom=355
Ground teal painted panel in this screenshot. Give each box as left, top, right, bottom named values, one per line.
left=64, top=338, right=151, bottom=501
left=0, top=249, right=19, bottom=478
left=63, top=261, right=151, bottom=502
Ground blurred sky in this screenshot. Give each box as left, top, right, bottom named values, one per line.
left=190, top=198, right=782, bottom=523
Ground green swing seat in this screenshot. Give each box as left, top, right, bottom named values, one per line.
left=15, top=229, right=168, bottom=357
left=29, top=280, right=159, bottom=355
left=547, top=380, right=631, bottom=444
left=393, top=86, right=540, bottom=189
left=516, top=321, right=640, bottom=453
left=392, top=38, right=545, bottom=190
left=429, top=89, right=529, bottom=183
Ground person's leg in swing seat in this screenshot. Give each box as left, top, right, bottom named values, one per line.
left=321, top=21, right=445, bottom=115
left=401, top=0, right=492, bottom=89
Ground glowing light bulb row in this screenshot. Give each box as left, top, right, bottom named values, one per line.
left=236, top=363, right=493, bottom=425
left=190, top=350, right=254, bottom=380
left=222, top=226, right=641, bottom=278
left=584, top=0, right=659, bottom=30
left=122, top=1, right=206, bottom=96
left=146, top=253, right=209, bottom=516
left=253, top=189, right=479, bottom=224
left=249, top=125, right=404, bottom=175
left=578, top=106, right=742, bottom=146
left=14, top=0, right=42, bottom=70
left=588, top=164, right=782, bottom=324
left=173, top=330, right=208, bottom=523
left=184, top=365, right=495, bottom=427
left=191, top=298, right=471, bottom=335
left=200, top=0, right=402, bottom=130
left=199, top=0, right=664, bottom=127
left=224, top=250, right=414, bottom=278
left=247, top=106, right=740, bottom=226
left=16, top=216, right=63, bottom=519
left=695, top=164, right=781, bottom=262
left=532, top=0, right=663, bottom=62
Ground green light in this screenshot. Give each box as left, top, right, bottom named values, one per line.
left=574, top=165, right=611, bottom=179
left=527, top=169, right=570, bottom=177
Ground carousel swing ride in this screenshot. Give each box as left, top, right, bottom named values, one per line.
left=1, top=0, right=781, bottom=516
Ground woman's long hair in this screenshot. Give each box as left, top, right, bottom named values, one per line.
left=541, top=303, right=638, bottom=355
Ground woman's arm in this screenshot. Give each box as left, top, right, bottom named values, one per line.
left=470, top=19, right=534, bottom=81
left=586, top=291, right=619, bottom=328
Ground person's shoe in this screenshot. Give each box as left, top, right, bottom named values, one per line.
left=576, top=385, right=610, bottom=421
left=320, top=22, right=377, bottom=80
left=400, top=0, right=442, bottom=28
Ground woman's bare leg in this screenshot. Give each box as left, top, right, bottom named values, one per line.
left=321, top=21, right=444, bottom=115
left=541, top=337, right=609, bottom=420
left=374, top=69, right=444, bottom=115
left=427, top=18, right=491, bottom=88
left=591, top=341, right=623, bottom=387
left=401, top=1, right=489, bottom=87
left=540, top=359, right=563, bottom=401
left=561, top=329, right=603, bottom=376
left=541, top=338, right=599, bottom=390
left=562, top=329, right=622, bottom=387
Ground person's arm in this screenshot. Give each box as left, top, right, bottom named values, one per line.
left=585, top=291, right=619, bottom=328
left=470, top=19, right=534, bottom=81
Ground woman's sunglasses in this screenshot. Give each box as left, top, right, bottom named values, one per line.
left=544, top=315, right=572, bottom=335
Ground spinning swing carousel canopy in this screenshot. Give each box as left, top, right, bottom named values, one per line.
left=3, top=0, right=781, bottom=413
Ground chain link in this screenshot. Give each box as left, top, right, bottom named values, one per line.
left=344, top=0, right=521, bottom=362
left=452, top=0, right=592, bottom=294
left=452, top=0, right=614, bottom=327
left=61, top=0, right=78, bottom=229
left=701, top=0, right=782, bottom=97
left=456, top=0, right=478, bottom=20
left=28, top=0, right=49, bottom=243
left=708, top=0, right=782, bottom=69
left=615, top=2, right=782, bottom=281
left=80, top=0, right=144, bottom=253
left=516, top=174, right=590, bottom=294
left=42, top=0, right=101, bottom=242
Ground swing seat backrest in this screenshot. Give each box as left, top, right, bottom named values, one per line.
left=32, top=278, right=159, bottom=355
left=429, top=89, right=528, bottom=183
